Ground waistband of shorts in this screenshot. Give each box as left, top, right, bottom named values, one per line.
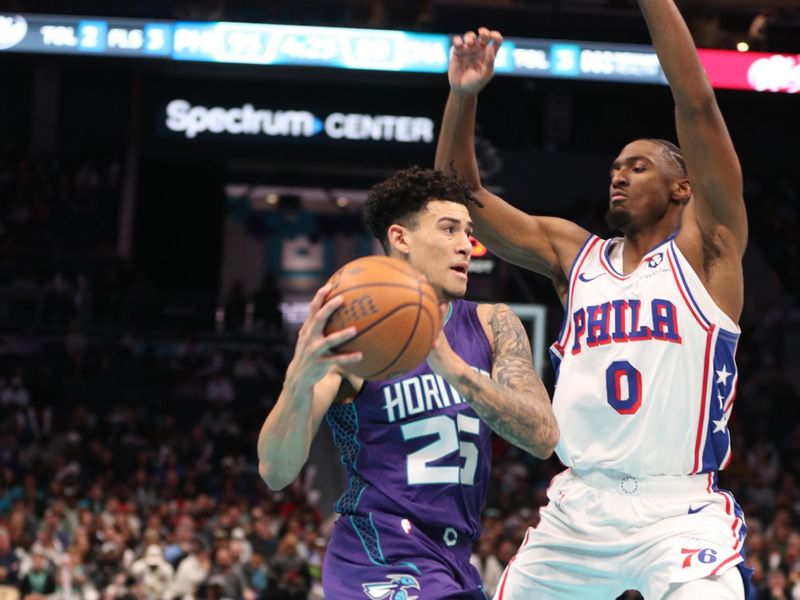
left=411, top=519, right=477, bottom=553
left=571, top=468, right=712, bottom=496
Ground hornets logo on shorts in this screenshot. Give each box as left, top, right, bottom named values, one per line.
left=361, top=574, right=421, bottom=599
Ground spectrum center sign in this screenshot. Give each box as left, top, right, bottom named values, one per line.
left=164, top=99, right=434, bottom=143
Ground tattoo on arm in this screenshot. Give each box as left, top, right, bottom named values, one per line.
left=456, top=304, right=558, bottom=458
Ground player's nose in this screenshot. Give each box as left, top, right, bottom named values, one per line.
left=456, top=232, right=472, bottom=255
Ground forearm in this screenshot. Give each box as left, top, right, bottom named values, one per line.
left=445, top=364, right=558, bottom=459
left=637, top=0, right=715, bottom=108
left=257, top=378, right=316, bottom=490
left=435, top=91, right=482, bottom=189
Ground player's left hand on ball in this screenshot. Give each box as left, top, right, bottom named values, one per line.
left=287, top=284, right=363, bottom=387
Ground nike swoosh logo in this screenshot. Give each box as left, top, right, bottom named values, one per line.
left=578, top=272, right=606, bottom=283
left=688, top=502, right=712, bottom=514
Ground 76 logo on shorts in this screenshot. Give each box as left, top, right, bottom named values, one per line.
left=680, top=547, right=718, bottom=568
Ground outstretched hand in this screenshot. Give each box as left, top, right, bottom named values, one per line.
left=286, top=284, right=362, bottom=388
left=449, top=27, right=503, bottom=96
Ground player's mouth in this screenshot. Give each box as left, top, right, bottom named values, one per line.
left=450, top=263, right=469, bottom=279
left=610, top=191, right=627, bottom=204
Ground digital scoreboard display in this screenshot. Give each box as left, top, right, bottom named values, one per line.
left=1, top=13, right=798, bottom=94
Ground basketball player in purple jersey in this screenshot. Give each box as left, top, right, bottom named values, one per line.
left=436, top=1, right=751, bottom=598
left=258, top=167, right=559, bottom=599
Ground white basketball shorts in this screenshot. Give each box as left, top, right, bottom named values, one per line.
left=494, top=468, right=750, bottom=600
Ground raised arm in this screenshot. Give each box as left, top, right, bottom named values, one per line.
left=257, top=285, right=362, bottom=490
left=427, top=303, right=559, bottom=459
left=435, top=28, right=588, bottom=296
left=638, top=0, right=747, bottom=253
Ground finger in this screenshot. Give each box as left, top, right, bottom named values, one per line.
left=308, top=293, right=344, bottom=337
left=487, top=44, right=499, bottom=65
left=308, top=284, right=333, bottom=316
left=319, top=351, right=363, bottom=366
left=320, top=326, right=358, bottom=352
left=477, top=27, right=491, bottom=47
left=452, top=34, right=463, bottom=49
left=299, top=284, right=333, bottom=335
left=491, top=31, right=504, bottom=47
left=463, top=31, right=477, bottom=46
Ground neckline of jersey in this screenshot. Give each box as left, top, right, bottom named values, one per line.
left=443, top=302, right=454, bottom=327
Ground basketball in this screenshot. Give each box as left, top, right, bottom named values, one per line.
left=323, top=255, right=442, bottom=381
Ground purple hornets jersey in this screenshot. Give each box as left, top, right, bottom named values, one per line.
left=326, top=299, right=494, bottom=556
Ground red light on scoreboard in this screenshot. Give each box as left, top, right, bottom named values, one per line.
left=470, top=237, right=488, bottom=257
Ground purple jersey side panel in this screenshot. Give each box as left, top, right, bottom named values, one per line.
left=326, top=299, right=494, bottom=546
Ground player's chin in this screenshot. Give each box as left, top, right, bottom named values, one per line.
left=444, top=281, right=468, bottom=299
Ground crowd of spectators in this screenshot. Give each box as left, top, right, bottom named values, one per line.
left=0, top=319, right=798, bottom=599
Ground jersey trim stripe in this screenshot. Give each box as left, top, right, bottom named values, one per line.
left=555, top=233, right=595, bottom=346
left=598, top=233, right=677, bottom=280
left=667, top=247, right=711, bottom=332
left=496, top=528, right=532, bottom=600
left=720, top=373, right=739, bottom=470
left=710, top=552, right=742, bottom=577
left=700, top=329, right=738, bottom=473
left=692, top=325, right=716, bottom=473
left=599, top=238, right=629, bottom=280
left=718, top=488, right=744, bottom=552
left=349, top=513, right=388, bottom=566
left=711, top=475, right=748, bottom=551
left=555, top=235, right=600, bottom=351
left=668, top=242, right=712, bottom=329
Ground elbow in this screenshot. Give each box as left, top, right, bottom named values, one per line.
left=676, top=92, right=717, bottom=118
left=532, top=423, right=560, bottom=460
left=258, top=461, right=292, bottom=491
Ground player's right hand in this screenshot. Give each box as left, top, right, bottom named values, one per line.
left=286, top=284, right=363, bottom=387
left=449, top=27, right=503, bottom=96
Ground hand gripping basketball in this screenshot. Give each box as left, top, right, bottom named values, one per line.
left=287, top=284, right=364, bottom=388
left=323, top=256, right=443, bottom=381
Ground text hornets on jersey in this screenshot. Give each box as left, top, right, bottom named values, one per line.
left=382, top=367, right=491, bottom=423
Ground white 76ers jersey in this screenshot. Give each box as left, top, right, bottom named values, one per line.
left=550, top=235, right=740, bottom=476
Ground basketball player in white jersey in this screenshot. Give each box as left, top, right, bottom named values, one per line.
left=435, top=0, right=751, bottom=598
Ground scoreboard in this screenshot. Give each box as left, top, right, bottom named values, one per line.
left=1, top=13, right=798, bottom=93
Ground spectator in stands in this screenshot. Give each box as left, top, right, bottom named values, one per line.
left=18, top=550, right=55, bottom=600
left=128, top=544, right=173, bottom=598
left=206, top=545, right=253, bottom=600
left=266, top=532, right=309, bottom=600
left=165, top=538, right=211, bottom=600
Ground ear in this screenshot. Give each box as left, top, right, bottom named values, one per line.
left=387, top=224, right=411, bottom=256
left=671, top=178, right=691, bottom=205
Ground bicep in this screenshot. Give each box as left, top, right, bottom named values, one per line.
left=675, top=103, right=747, bottom=253
left=472, top=188, right=590, bottom=279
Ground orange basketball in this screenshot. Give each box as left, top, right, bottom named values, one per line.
left=323, top=256, right=442, bottom=381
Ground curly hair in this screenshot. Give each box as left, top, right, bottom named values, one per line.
left=363, top=166, right=481, bottom=253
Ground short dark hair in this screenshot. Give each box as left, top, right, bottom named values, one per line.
left=363, top=166, right=480, bottom=253
left=642, top=138, right=687, bottom=178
